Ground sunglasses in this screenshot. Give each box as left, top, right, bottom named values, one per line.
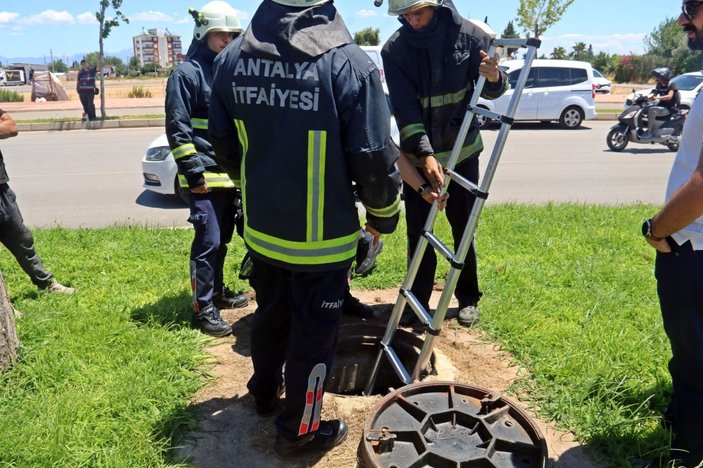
left=682, top=1, right=703, bottom=20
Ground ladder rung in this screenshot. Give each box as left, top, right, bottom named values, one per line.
left=400, top=288, right=435, bottom=329
left=492, top=38, right=541, bottom=49
left=445, top=169, right=488, bottom=199
left=382, top=344, right=411, bottom=385
left=424, top=231, right=463, bottom=270
left=468, top=105, right=513, bottom=125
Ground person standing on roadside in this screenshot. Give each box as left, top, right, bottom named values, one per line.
left=209, top=0, right=400, bottom=457
left=382, top=0, right=507, bottom=328
left=640, top=1, right=703, bottom=465
left=0, top=109, right=74, bottom=295
left=76, top=59, right=97, bottom=121
left=165, top=1, right=248, bottom=338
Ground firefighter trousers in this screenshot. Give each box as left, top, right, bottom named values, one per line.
left=187, top=189, right=236, bottom=312
left=247, top=256, right=347, bottom=439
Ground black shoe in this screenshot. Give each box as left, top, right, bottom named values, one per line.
left=457, top=303, right=480, bottom=327
left=274, top=419, right=348, bottom=457
left=213, top=287, right=248, bottom=309
left=342, top=293, right=376, bottom=320
left=255, top=385, right=285, bottom=416
left=194, top=305, right=232, bottom=337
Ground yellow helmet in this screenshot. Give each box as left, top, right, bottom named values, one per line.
left=189, top=1, right=242, bottom=41
left=387, top=0, right=440, bottom=16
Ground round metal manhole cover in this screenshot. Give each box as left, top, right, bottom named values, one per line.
left=359, top=381, right=548, bottom=467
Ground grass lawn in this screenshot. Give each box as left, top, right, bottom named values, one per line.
left=0, top=204, right=673, bottom=466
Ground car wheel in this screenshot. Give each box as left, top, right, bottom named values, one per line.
left=606, top=126, right=629, bottom=152
left=475, top=105, right=492, bottom=129
left=667, top=143, right=679, bottom=152
left=559, top=106, right=584, bottom=129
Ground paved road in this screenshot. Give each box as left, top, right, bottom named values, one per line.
left=0, top=121, right=673, bottom=228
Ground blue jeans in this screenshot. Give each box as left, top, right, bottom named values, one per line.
left=0, top=184, right=52, bottom=288
left=655, top=240, right=703, bottom=466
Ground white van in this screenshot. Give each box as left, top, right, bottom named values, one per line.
left=360, top=45, right=384, bottom=83
left=478, top=59, right=597, bottom=129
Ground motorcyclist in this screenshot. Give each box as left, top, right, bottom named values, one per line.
left=643, top=67, right=680, bottom=138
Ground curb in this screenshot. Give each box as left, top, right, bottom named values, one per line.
left=16, top=118, right=165, bottom=132
left=16, top=114, right=620, bottom=132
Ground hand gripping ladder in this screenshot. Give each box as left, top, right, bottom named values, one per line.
left=364, top=37, right=541, bottom=395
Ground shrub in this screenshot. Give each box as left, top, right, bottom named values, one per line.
left=0, top=89, right=24, bottom=102
left=127, top=86, right=153, bottom=98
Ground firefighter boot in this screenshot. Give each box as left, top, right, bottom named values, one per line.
left=213, top=287, right=248, bottom=309
left=195, top=304, right=232, bottom=337
left=274, top=419, right=348, bottom=457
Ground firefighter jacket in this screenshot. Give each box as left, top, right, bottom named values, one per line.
left=209, top=0, right=401, bottom=272
left=165, top=40, right=235, bottom=190
left=381, top=0, right=508, bottom=168
left=76, top=66, right=97, bottom=94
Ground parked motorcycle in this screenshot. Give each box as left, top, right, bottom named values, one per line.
left=606, top=94, right=687, bottom=152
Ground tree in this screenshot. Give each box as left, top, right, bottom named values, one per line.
left=645, top=17, right=687, bottom=58
left=96, top=0, right=129, bottom=118
left=0, top=271, right=19, bottom=369
left=501, top=21, right=520, bottom=59
left=354, top=28, right=380, bottom=46
left=49, top=59, right=68, bottom=73
left=550, top=46, right=567, bottom=59
left=569, top=42, right=589, bottom=61
left=516, top=0, right=575, bottom=38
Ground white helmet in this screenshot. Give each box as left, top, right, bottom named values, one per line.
left=269, top=0, right=330, bottom=7
left=190, top=1, right=242, bottom=41
left=387, top=0, right=440, bottom=16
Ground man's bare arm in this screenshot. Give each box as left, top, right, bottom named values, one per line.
left=0, top=111, right=18, bottom=140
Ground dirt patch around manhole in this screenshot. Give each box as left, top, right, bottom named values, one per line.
left=175, top=289, right=598, bottom=468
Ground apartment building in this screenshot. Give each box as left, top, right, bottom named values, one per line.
left=132, top=28, right=184, bottom=69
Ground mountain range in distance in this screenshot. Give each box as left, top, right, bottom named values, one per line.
left=0, top=49, right=134, bottom=67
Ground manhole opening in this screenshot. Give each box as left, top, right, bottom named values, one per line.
left=328, top=323, right=435, bottom=396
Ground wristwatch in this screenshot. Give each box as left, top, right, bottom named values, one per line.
left=417, top=182, right=430, bottom=195
left=642, top=218, right=664, bottom=241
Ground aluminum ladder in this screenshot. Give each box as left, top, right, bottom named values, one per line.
left=364, top=37, right=541, bottom=396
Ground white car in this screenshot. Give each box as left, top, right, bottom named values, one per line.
left=625, top=71, right=703, bottom=110
left=592, top=69, right=611, bottom=94
left=141, top=134, right=188, bottom=202
left=476, top=59, right=597, bottom=129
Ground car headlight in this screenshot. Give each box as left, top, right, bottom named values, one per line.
left=145, top=146, right=171, bottom=162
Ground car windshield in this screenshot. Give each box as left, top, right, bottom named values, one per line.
left=671, top=74, right=703, bottom=91
left=593, top=70, right=603, bottom=78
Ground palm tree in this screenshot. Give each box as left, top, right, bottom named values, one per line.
left=550, top=46, right=567, bottom=59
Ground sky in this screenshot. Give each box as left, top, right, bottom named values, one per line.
left=0, top=1, right=682, bottom=62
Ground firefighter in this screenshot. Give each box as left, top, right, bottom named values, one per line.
left=382, top=0, right=507, bottom=327
left=165, top=1, right=248, bottom=338
left=209, top=0, right=401, bottom=456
